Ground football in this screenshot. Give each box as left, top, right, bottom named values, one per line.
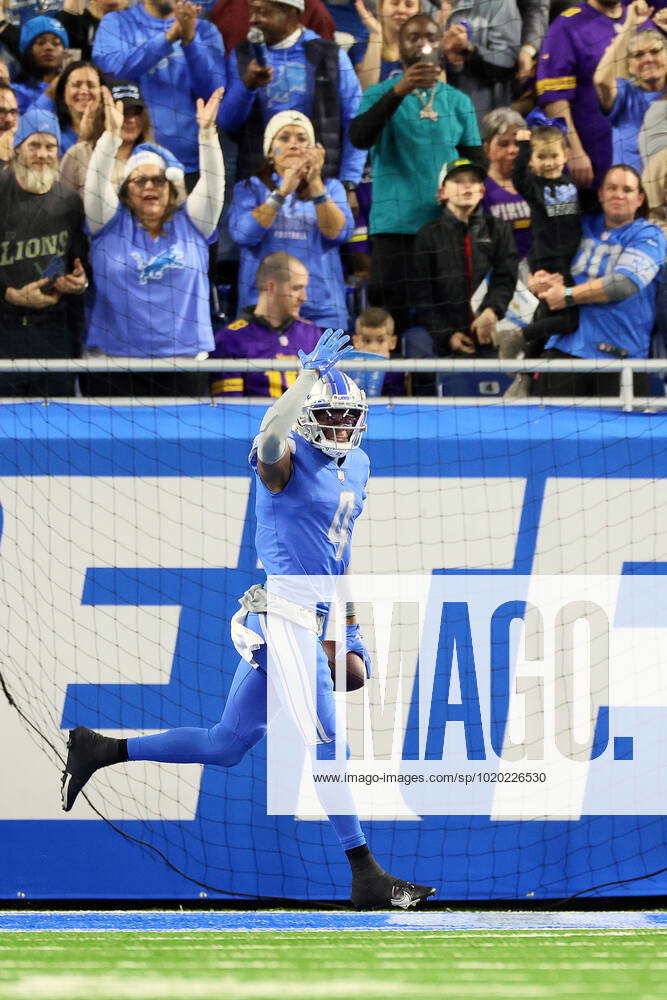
left=321, top=639, right=366, bottom=692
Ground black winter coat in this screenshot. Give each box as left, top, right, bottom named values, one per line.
left=413, top=204, right=518, bottom=355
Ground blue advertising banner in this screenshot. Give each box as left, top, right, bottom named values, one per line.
left=0, top=402, right=666, bottom=900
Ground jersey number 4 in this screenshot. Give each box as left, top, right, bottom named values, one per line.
left=327, top=491, right=355, bottom=560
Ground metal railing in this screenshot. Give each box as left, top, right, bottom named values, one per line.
left=0, top=356, right=664, bottom=411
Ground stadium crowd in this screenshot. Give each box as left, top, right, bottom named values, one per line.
left=0, top=0, right=665, bottom=397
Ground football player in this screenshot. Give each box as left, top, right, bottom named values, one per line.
left=61, top=327, right=436, bottom=910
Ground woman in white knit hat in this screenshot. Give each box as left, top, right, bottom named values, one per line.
left=82, top=85, right=225, bottom=395
left=228, top=109, right=354, bottom=330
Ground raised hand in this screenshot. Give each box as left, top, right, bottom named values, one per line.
left=298, top=328, right=353, bottom=377
left=434, top=0, right=452, bottom=29
left=101, top=86, right=124, bottom=138
left=443, top=23, right=469, bottom=55
left=393, top=61, right=441, bottom=96
left=78, top=99, right=99, bottom=143
left=354, top=0, right=381, bottom=37
left=276, top=157, right=308, bottom=196
left=303, top=143, right=326, bottom=190
left=174, top=0, right=199, bottom=45
left=624, top=0, right=653, bottom=30
left=196, top=86, right=224, bottom=131
left=653, top=7, right=667, bottom=30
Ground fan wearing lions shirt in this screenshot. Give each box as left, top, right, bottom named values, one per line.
left=0, top=107, right=87, bottom=397
left=535, top=164, right=665, bottom=396
left=83, top=86, right=224, bottom=387
left=210, top=251, right=320, bottom=397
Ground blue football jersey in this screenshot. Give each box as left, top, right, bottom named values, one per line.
left=250, top=432, right=369, bottom=580
left=546, top=214, right=666, bottom=360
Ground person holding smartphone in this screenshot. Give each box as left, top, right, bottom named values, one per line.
left=349, top=13, right=481, bottom=335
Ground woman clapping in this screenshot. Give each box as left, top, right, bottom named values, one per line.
left=83, top=85, right=225, bottom=395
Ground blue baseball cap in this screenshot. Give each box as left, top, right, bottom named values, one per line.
left=13, top=107, right=61, bottom=152
left=19, top=15, right=69, bottom=55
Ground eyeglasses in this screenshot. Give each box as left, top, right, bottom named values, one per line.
left=129, top=174, right=168, bottom=189
left=629, top=46, right=664, bottom=59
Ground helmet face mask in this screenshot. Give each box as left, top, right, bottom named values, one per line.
left=296, top=372, right=368, bottom=458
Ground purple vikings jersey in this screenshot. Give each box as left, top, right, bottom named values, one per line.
left=210, top=311, right=320, bottom=397
left=537, top=4, right=627, bottom=182
left=482, top=178, right=532, bottom=259
left=250, top=431, right=369, bottom=580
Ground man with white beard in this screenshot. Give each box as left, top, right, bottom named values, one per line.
left=0, top=107, right=87, bottom=396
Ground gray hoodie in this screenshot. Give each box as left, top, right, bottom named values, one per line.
left=446, top=0, right=522, bottom=120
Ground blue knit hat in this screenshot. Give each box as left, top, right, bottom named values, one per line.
left=19, top=15, right=69, bottom=55
left=13, top=107, right=62, bottom=152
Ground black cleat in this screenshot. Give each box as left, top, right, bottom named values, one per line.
left=351, top=872, right=436, bottom=910
left=61, top=726, right=123, bottom=812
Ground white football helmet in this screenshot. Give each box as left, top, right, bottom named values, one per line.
left=295, top=370, right=368, bottom=458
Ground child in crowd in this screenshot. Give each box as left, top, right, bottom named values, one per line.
left=508, top=117, right=583, bottom=391
left=353, top=306, right=397, bottom=356
left=350, top=306, right=405, bottom=395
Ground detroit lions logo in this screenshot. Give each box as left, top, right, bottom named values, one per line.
left=267, top=63, right=307, bottom=107
left=544, top=182, right=578, bottom=206
left=130, top=246, right=186, bottom=285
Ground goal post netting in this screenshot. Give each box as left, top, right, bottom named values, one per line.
left=1, top=397, right=667, bottom=901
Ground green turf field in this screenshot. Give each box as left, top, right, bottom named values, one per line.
left=0, top=929, right=666, bottom=1000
